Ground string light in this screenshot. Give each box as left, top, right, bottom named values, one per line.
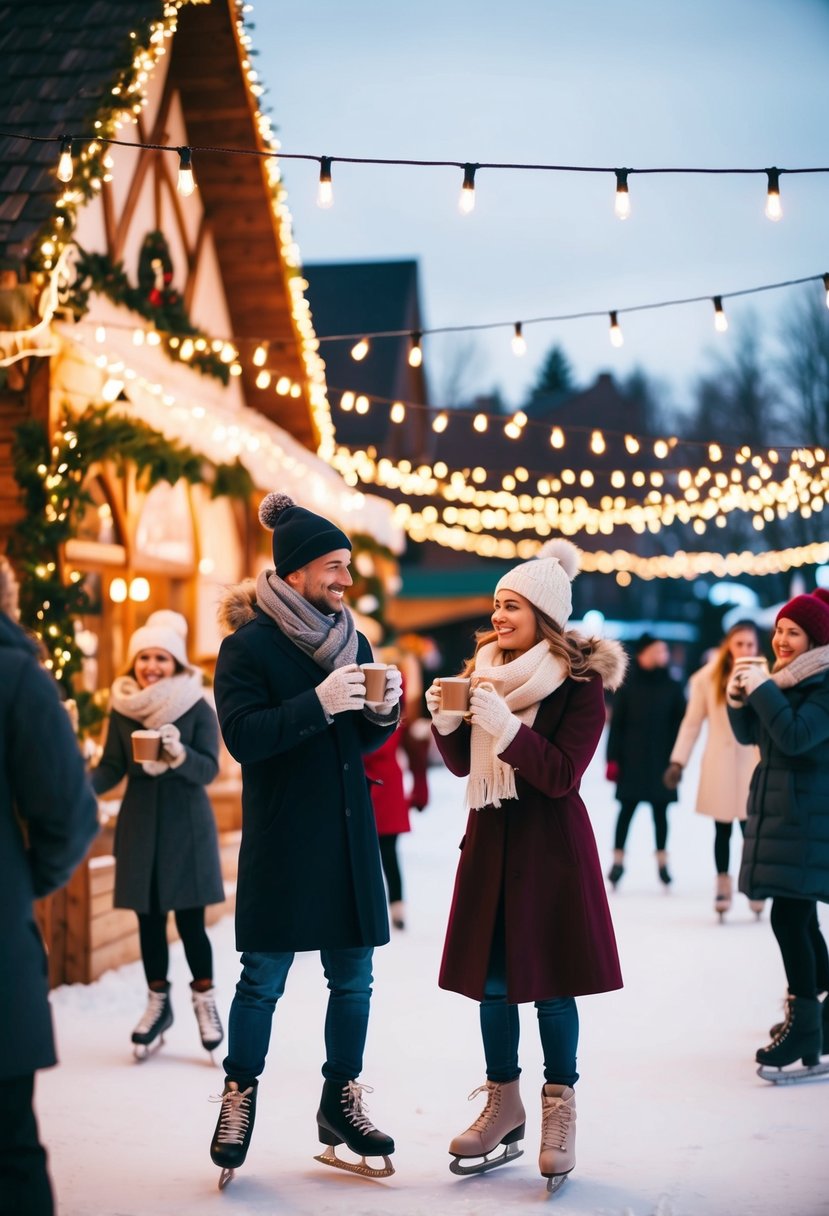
left=176, top=146, right=195, bottom=196
left=609, top=310, right=624, bottom=347
left=614, top=168, right=631, bottom=219
left=511, top=322, right=527, bottom=356
left=390, top=401, right=406, bottom=423
left=550, top=426, right=565, bottom=448
left=765, top=167, right=782, bottom=221
left=408, top=331, right=423, bottom=368
left=432, top=411, right=448, bottom=433
left=459, top=163, right=477, bottom=214
left=56, top=135, right=73, bottom=183
left=317, top=156, right=333, bottom=208
left=252, top=342, right=268, bottom=366
left=823, top=273, right=829, bottom=309
left=350, top=337, right=370, bottom=361
left=712, top=295, right=728, bottom=332
left=474, top=413, right=488, bottom=432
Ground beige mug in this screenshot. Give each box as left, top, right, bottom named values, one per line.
left=361, top=662, right=388, bottom=706
left=131, top=729, right=162, bottom=762
left=439, top=676, right=471, bottom=715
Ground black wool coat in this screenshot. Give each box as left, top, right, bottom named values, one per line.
left=729, top=669, right=829, bottom=903
left=91, top=701, right=224, bottom=913
left=606, top=664, right=686, bottom=804
left=0, top=613, right=99, bottom=1080
left=214, top=595, right=398, bottom=952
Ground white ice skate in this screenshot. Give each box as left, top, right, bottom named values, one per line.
left=448, top=1079, right=525, bottom=1176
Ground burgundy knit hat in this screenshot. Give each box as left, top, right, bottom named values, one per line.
left=812, top=588, right=829, bottom=609
left=775, top=594, right=829, bottom=646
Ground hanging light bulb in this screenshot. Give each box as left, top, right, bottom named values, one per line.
left=511, top=322, right=527, bottom=356
left=432, top=411, right=448, bottom=433
left=252, top=343, right=268, bottom=367
left=624, top=434, right=640, bottom=454
left=473, top=413, right=488, bottom=432
left=350, top=337, right=370, bottom=361
left=713, top=296, right=728, bottom=333
left=177, top=146, right=195, bottom=196
left=317, top=156, right=333, bottom=208
left=590, top=430, right=606, bottom=455
left=56, top=136, right=74, bottom=183
left=408, top=332, right=423, bottom=367
left=459, top=163, right=477, bottom=214
left=609, top=311, right=624, bottom=347
left=550, top=426, right=565, bottom=449
left=614, top=168, right=631, bottom=219
left=390, top=401, right=406, bottom=423
left=823, top=273, right=829, bottom=310
left=764, top=167, right=782, bottom=221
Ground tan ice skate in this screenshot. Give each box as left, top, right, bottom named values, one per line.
left=714, top=873, right=733, bottom=920
left=449, top=1078, right=525, bottom=1175
left=539, top=1082, right=576, bottom=1194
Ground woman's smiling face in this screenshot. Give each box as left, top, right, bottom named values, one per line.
left=772, top=618, right=811, bottom=668
left=491, top=588, right=537, bottom=656
left=133, top=648, right=176, bottom=688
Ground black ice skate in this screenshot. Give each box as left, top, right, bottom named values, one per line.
left=210, top=1079, right=258, bottom=1189
left=191, top=986, right=224, bottom=1058
left=131, top=984, right=173, bottom=1060
left=314, top=1079, right=395, bottom=1178
left=756, top=996, right=828, bottom=1083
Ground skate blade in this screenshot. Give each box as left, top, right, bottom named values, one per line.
left=757, top=1061, right=829, bottom=1085
left=132, top=1034, right=166, bottom=1062
left=218, top=1167, right=235, bottom=1190
left=314, top=1145, right=395, bottom=1178
left=544, top=1172, right=570, bottom=1195
left=449, top=1141, right=523, bottom=1176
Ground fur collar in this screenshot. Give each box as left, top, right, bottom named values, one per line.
left=580, top=635, right=627, bottom=691
left=218, top=580, right=258, bottom=635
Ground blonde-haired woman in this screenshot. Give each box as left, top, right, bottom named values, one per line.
left=426, top=540, right=625, bottom=1194
left=664, top=621, right=763, bottom=920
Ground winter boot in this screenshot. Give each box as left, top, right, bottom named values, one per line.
left=390, top=901, right=406, bottom=931
left=539, top=1083, right=576, bottom=1193
left=714, top=873, right=732, bottom=919
left=210, top=1079, right=258, bottom=1183
left=191, top=985, right=224, bottom=1053
left=449, top=1078, right=525, bottom=1174
left=315, top=1079, right=395, bottom=1177
left=607, top=850, right=625, bottom=889
left=756, top=996, right=822, bottom=1068
left=656, top=850, right=672, bottom=886
left=131, top=983, right=173, bottom=1055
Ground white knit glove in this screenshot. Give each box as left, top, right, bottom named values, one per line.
left=425, top=681, right=463, bottom=735
left=141, top=759, right=170, bottom=777
left=739, top=664, right=770, bottom=697
left=159, top=723, right=186, bottom=768
left=316, top=664, right=366, bottom=717
left=365, top=666, right=403, bottom=717
left=469, top=686, right=521, bottom=751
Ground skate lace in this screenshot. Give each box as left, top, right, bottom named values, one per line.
left=210, top=1084, right=253, bottom=1146
left=134, top=989, right=167, bottom=1035
left=192, top=990, right=222, bottom=1040
left=467, top=1083, right=500, bottom=1132
left=541, top=1096, right=571, bottom=1150
left=341, top=1081, right=378, bottom=1134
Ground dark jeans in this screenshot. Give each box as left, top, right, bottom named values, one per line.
left=770, top=897, right=829, bottom=999
left=713, top=819, right=746, bottom=874
left=223, top=948, right=373, bottom=1086
left=137, top=906, right=213, bottom=987
left=614, top=800, right=670, bottom=851
left=0, top=1074, right=53, bottom=1216
left=378, top=834, right=403, bottom=904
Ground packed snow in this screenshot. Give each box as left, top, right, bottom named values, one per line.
left=41, top=731, right=828, bottom=1216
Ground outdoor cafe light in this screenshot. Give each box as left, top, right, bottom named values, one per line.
left=350, top=337, right=370, bottom=361
left=614, top=168, right=631, bottom=219
left=408, top=331, right=423, bottom=367
left=511, top=322, right=527, bottom=356
left=609, top=311, right=624, bottom=347
left=764, top=168, right=782, bottom=221
left=713, top=296, right=729, bottom=333
left=459, top=163, right=477, bottom=214
left=56, top=135, right=74, bottom=183
left=317, top=157, right=334, bottom=208
left=176, top=147, right=195, bottom=196
left=252, top=343, right=268, bottom=367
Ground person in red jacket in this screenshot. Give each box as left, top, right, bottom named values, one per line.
left=364, top=717, right=411, bottom=930
left=426, top=539, right=625, bottom=1195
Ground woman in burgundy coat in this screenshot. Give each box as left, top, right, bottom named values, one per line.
left=426, top=539, right=625, bottom=1195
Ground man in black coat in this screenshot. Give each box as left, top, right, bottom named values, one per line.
left=605, top=633, right=686, bottom=888
left=209, top=494, right=403, bottom=1182
left=0, top=557, right=99, bottom=1216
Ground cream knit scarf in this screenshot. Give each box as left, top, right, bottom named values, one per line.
left=109, top=670, right=205, bottom=729
left=255, top=569, right=358, bottom=671
left=467, top=639, right=567, bottom=811
left=770, top=643, right=829, bottom=689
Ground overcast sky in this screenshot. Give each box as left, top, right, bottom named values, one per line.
left=253, top=0, right=829, bottom=417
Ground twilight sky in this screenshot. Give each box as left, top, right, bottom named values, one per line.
left=253, top=0, right=829, bottom=417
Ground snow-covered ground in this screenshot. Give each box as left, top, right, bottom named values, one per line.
left=41, top=732, right=828, bottom=1216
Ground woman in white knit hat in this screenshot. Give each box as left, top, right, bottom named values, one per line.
left=425, top=539, right=626, bottom=1195
left=91, top=610, right=225, bottom=1060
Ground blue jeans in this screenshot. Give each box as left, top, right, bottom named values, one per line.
left=223, top=948, right=374, bottom=1085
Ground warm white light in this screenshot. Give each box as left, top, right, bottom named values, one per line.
left=550, top=427, right=565, bottom=449
left=252, top=343, right=268, bottom=366
left=614, top=169, right=630, bottom=219
left=318, top=157, right=333, bottom=208
left=474, top=413, right=488, bottom=432
left=459, top=163, right=477, bottom=214
left=109, top=578, right=127, bottom=604
left=713, top=296, right=728, bottom=333
left=625, top=434, right=640, bottom=454
left=765, top=169, right=782, bottom=221
left=609, top=311, right=624, bottom=347
left=340, top=392, right=355, bottom=411
left=511, top=322, right=527, bottom=356
left=56, top=137, right=73, bottom=183
left=355, top=395, right=370, bottom=414
left=177, top=146, right=195, bottom=196
left=590, top=430, right=606, bottom=455
left=351, top=338, right=370, bottom=361
left=129, top=577, right=150, bottom=603
left=390, top=402, right=406, bottom=423
left=101, top=377, right=124, bottom=402
left=432, top=411, right=448, bottom=433
left=255, top=370, right=271, bottom=389
left=823, top=273, right=829, bottom=310
left=408, top=333, right=423, bottom=367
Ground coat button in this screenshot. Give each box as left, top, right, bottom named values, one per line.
left=345, top=807, right=351, bottom=817
left=344, top=762, right=350, bottom=771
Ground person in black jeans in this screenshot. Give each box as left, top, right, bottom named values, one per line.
left=605, top=634, right=686, bottom=888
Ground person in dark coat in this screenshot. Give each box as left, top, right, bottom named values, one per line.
left=605, top=633, right=686, bottom=888
left=209, top=493, right=403, bottom=1182
left=426, top=539, right=625, bottom=1193
left=727, top=593, right=829, bottom=1072
left=0, top=555, right=98, bottom=1216
left=91, top=611, right=225, bottom=1058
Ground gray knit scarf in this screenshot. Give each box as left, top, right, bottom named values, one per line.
left=255, top=568, right=358, bottom=671
left=770, top=643, right=829, bottom=688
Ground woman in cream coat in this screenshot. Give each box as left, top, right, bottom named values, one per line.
left=664, top=622, right=762, bottom=919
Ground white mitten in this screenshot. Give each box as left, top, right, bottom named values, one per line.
left=469, top=686, right=521, bottom=751
left=141, top=759, right=170, bottom=777
left=159, top=722, right=186, bottom=768
left=425, top=681, right=463, bottom=735
left=366, top=666, right=403, bottom=717
left=316, top=664, right=366, bottom=717
left=740, top=664, right=769, bottom=697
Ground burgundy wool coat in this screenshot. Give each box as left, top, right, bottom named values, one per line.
left=435, top=642, right=625, bottom=1005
